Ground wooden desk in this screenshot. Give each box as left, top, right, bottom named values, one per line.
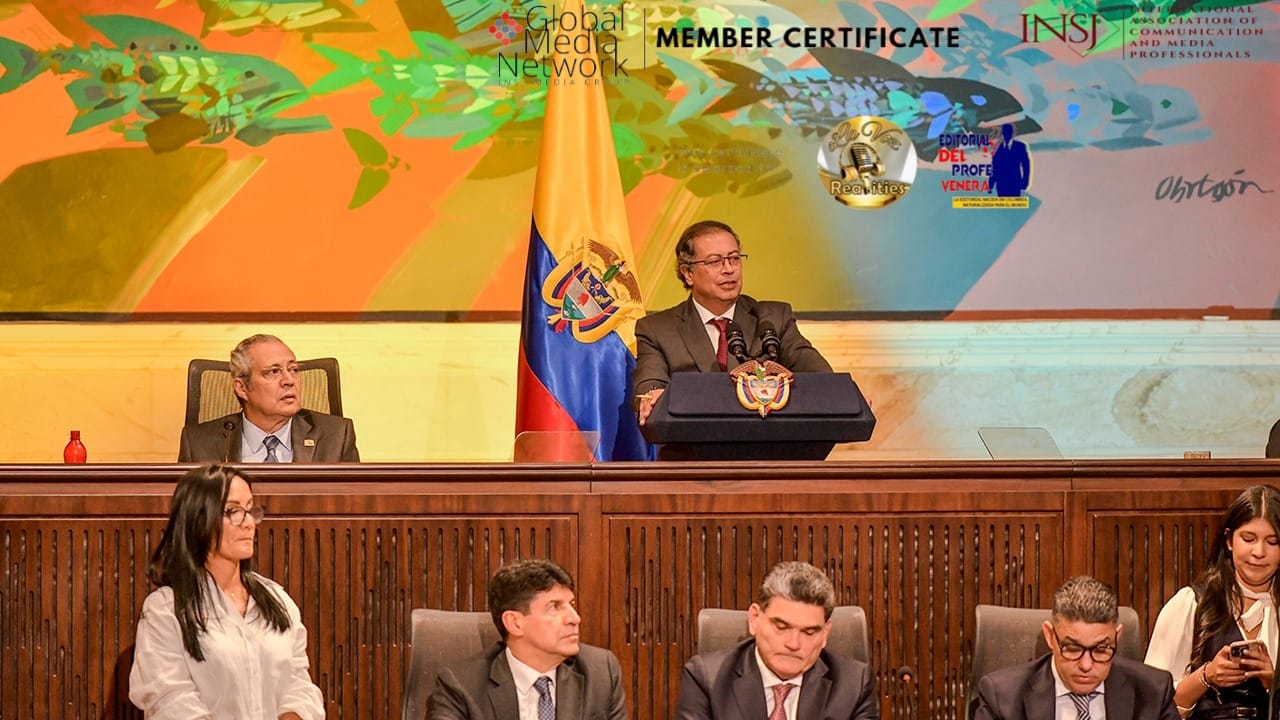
left=1, top=461, right=1273, bottom=720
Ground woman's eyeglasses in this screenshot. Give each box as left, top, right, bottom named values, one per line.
left=223, top=506, right=266, bottom=527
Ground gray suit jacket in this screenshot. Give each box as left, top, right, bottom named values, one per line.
left=428, top=642, right=627, bottom=720
left=177, top=409, right=360, bottom=463
left=675, top=638, right=878, bottom=720
left=633, top=295, right=832, bottom=398
left=974, top=654, right=1178, bottom=720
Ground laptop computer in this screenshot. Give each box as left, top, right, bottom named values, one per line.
left=978, top=427, right=1064, bottom=460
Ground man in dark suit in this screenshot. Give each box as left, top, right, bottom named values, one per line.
left=428, top=558, right=626, bottom=720
left=675, top=561, right=878, bottom=720
left=974, top=576, right=1178, bottom=720
left=633, top=220, right=831, bottom=426
left=989, top=123, right=1031, bottom=198
left=178, top=334, right=359, bottom=463
left=1266, top=418, right=1279, bottom=458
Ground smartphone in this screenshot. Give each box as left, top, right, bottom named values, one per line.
left=1230, top=639, right=1264, bottom=657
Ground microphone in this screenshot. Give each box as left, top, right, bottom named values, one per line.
left=725, top=321, right=748, bottom=365
left=845, top=142, right=884, bottom=191
left=757, top=320, right=780, bottom=361
left=896, top=665, right=918, bottom=720
left=222, top=420, right=235, bottom=463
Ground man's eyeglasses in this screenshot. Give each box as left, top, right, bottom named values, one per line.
left=1050, top=626, right=1116, bottom=662
left=685, top=253, right=748, bottom=269
left=259, top=364, right=301, bottom=382
left=223, top=506, right=266, bottom=527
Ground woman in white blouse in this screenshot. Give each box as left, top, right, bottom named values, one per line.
left=129, top=465, right=325, bottom=719
left=1145, top=484, right=1280, bottom=719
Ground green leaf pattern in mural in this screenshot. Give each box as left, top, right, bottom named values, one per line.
left=0, top=15, right=331, bottom=151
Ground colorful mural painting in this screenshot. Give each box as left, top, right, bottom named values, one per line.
left=0, top=0, right=1275, bottom=317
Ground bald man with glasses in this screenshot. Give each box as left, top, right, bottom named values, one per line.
left=974, top=576, right=1178, bottom=720
left=633, top=220, right=831, bottom=427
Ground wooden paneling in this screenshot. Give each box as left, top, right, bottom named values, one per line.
left=0, top=462, right=1274, bottom=720
left=0, top=520, right=161, bottom=720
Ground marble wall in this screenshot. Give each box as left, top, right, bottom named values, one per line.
left=0, top=320, right=1276, bottom=462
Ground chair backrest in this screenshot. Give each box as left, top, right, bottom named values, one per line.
left=184, top=357, right=343, bottom=426
left=696, top=606, right=869, bottom=663
left=966, top=604, right=1143, bottom=719
left=401, top=609, right=500, bottom=720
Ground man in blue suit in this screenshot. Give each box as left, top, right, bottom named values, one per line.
left=990, top=123, right=1032, bottom=197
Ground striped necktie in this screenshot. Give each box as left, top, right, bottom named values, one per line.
left=1069, top=691, right=1098, bottom=720
left=768, top=683, right=794, bottom=720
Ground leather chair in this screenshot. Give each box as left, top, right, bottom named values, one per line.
left=966, top=604, right=1143, bottom=719
left=696, top=606, right=870, bottom=663
left=184, top=357, right=343, bottom=426
left=401, top=609, right=499, bottom=720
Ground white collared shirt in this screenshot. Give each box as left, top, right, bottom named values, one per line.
left=691, top=299, right=737, bottom=354
left=505, top=648, right=558, bottom=720
left=754, top=648, right=804, bottom=720
left=240, top=415, right=294, bottom=463
left=1049, top=656, right=1106, bottom=720
left=129, top=573, right=324, bottom=720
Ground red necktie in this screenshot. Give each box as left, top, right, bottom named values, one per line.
left=768, top=683, right=794, bottom=720
left=708, top=317, right=728, bottom=371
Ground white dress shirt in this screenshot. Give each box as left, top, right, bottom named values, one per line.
left=1049, top=654, right=1106, bottom=719
left=1145, top=584, right=1279, bottom=685
left=753, top=649, right=804, bottom=720
left=240, top=416, right=294, bottom=463
left=691, top=299, right=737, bottom=353
left=505, top=648, right=557, bottom=720
left=129, top=573, right=324, bottom=719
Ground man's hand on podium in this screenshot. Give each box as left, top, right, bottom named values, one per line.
left=637, top=388, right=665, bottom=426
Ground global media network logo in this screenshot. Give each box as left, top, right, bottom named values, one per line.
left=489, top=12, right=522, bottom=46
left=495, top=4, right=632, bottom=85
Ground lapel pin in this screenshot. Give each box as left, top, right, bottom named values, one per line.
left=304, top=439, right=316, bottom=447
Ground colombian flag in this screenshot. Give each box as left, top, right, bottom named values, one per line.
left=514, top=0, right=653, bottom=461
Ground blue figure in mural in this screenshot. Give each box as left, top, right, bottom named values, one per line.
left=990, top=123, right=1032, bottom=197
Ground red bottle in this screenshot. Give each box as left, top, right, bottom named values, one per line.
left=63, top=430, right=87, bottom=464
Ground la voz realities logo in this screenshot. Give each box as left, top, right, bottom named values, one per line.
left=496, top=3, right=631, bottom=84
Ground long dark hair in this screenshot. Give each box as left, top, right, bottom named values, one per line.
left=1189, top=484, right=1280, bottom=670
left=147, top=464, right=291, bottom=661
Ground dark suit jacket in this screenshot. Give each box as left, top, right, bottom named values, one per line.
left=1267, top=418, right=1280, bottom=458
left=974, top=654, right=1178, bottom=720
left=675, top=638, right=878, bottom=720
left=633, top=295, right=832, bottom=398
left=178, top=409, right=360, bottom=463
left=427, top=642, right=627, bottom=720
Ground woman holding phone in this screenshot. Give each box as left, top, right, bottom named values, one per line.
left=1146, top=484, right=1280, bottom=719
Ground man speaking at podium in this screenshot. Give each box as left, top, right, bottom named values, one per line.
left=633, top=220, right=832, bottom=426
